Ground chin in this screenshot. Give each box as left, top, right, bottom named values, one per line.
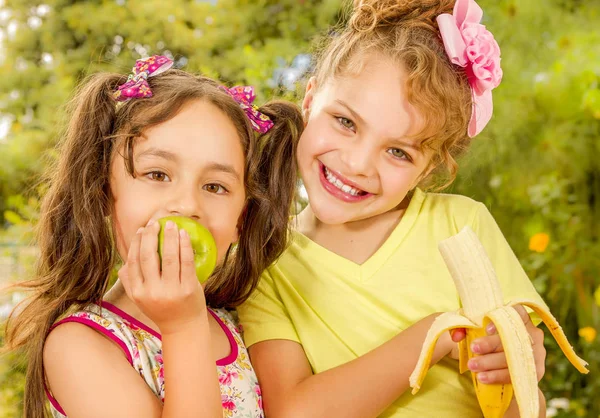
left=308, top=198, right=358, bottom=226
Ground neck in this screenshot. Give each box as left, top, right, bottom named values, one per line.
left=295, top=196, right=412, bottom=265
left=103, top=280, right=160, bottom=333
left=297, top=195, right=411, bottom=237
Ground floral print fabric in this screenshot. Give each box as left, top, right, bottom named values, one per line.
left=47, top=302, right=263, bottom=418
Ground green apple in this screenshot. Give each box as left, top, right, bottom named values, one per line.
left=157, top=216, right=217, bottom=284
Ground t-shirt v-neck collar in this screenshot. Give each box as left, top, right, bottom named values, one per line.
left=291, top=188, right=426, bottom=281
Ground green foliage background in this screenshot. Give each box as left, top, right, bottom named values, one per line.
left=0, top=0, right=598, bottom=416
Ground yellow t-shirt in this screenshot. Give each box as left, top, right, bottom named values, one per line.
left=238, top=189, right=546, bottom=417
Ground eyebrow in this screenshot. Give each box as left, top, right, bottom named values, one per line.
left=205, top=162, right=242, bottom=182
left=335, top=100, right=422, bottom=152
left=136, top=147, right=179, bottom=162
left=389, top=138, right=422, bottom=152
left=335, top=99, right=366, bottom=126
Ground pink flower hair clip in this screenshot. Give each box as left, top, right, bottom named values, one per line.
left=114, top=55, right=174, bottom=102
left=437, top=0, right=503, bottom=137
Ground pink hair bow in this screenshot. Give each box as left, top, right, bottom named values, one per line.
left=437, top=0, right=503, bottom=137
left=221, top=86, right=274, bottom=134
left=114, top=55, right=174, bottom=102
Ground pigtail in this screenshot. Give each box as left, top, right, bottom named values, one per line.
left=208, top=101, right=303, bottom=308
left=4, top=72, right=125, bottom=418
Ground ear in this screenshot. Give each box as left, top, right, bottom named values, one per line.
left=302, top=76, right=318, bottom=117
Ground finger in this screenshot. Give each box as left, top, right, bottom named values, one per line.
left=530, top=326, right=544, bottom=346
left=512, top=304, right=531, bottom=326
left=532, top=332, right=546, bottom=382
left=126, top=227, right=145, bottom=283
left=475, top=368, right=511, bottom=385
left=451, top=328, right=466, bottom=342
left=467, top=351, right=508, bottom=372
left=125, top=228, right=145, bottom=302
left=471, top=334, right=504, bottom=354
left=179, top=228, right=197, bottom=288
left=160, top=220, right=180, bottom=283
left=139, top=219, right=161, bottom=284
left=535, top=357, right=546, bottom=382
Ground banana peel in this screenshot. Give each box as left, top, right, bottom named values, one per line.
left=409, top=227, right=588, bottom=418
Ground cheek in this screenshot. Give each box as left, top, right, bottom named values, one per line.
left=381, top=166, right=419, bottom=195
left=299, top=118, right=335, bottom=155
left=207, top=199, right=245, bottom=262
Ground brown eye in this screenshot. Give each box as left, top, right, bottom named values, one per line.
left=150, top=171, right=168, bottom=181
left=203, top=183, right=227, bottom=194
left=147, top=171, right=170, bottom=182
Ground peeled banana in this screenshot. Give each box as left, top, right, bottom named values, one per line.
left=409, top=226, right=588, bottom=418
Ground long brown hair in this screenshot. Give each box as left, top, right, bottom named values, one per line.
left=4, top=69, right=302, bottom=417
left=314, top=0, right=474, bottom=188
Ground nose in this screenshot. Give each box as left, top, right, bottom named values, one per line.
left=339, top=137, right=377, bottom=178
left=165, top=182, right=203, bottom=220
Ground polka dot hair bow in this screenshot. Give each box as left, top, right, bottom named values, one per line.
left=220, top=85, right=274, bottom=134
left=114, top=55, right=173, bottom=102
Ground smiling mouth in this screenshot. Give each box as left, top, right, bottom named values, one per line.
left=319, top=162, right=372, bottom=202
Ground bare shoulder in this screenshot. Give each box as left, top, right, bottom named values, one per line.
left=44, top=320, right=127, bottom=372
left=44, top=321, right=162, bottom=418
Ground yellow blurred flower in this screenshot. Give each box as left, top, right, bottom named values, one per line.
left=529, top=233, right=550, bottom=253
left=578, top=327, right=597, bottom=343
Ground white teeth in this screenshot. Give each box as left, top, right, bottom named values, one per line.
left=324, top=167, right=362, bottom=196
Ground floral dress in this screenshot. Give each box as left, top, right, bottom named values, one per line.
left=46, top=302, right=263, bottom=418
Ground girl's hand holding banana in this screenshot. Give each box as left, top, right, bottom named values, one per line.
left=451, top=305, right=546, bottom=385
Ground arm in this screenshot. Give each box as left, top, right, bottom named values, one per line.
left=120, top=221, right=221, bottom=417
left=161, top=317, right=220, bottom=418
left=250, top=313, right=454, bottom=418
left=44, top=322, right=163, bottom=418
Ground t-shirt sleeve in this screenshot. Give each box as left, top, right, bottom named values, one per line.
left=468, top=202, right=549, bottom=319
left=237, top=269, right=300, bottom=347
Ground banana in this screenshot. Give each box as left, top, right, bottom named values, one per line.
left=409, top=226, right=588, bottom=418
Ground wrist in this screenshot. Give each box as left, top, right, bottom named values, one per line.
left=158, top=314, right=210, bottom=337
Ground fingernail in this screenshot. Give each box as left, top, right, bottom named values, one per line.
left=468, top=359, right=478, bottom=371
left=477, top=373, right=489, bottom=383
left=146, top=219, right=155, bottom=226
left=179, top=229, right=189, bottom=239
left=136, top=227, right=144, bottom=234
left=486, top=323, right=496, bottom=335
left=471, top=343, right=481, bottom=354
left=165, top=220, right=175, bottom=230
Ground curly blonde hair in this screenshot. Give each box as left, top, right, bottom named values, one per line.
left=314, top=0, right=474, bottom=189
